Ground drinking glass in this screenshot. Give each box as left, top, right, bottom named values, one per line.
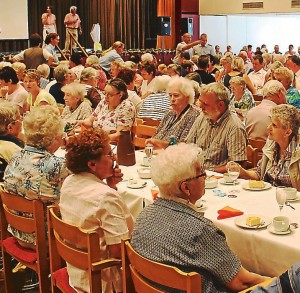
left=227, top=161, right=240, bottom=194
left=276, top=186, right=287, bottom=212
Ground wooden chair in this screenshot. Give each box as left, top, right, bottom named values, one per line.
left=0, top=191, right=50, bottom=293
left=246, top=145, right=259, bottom=169
left=47, top=206, right=121, bottom=293
left=248, top=138, right=266, bottom=162
left=142, top=118, right=161, bottom=127
left=253, top=94, right=263, bottom=101
left=121, top=239, right=202, bottom=293
left=132, top=124, right=157, bottom=149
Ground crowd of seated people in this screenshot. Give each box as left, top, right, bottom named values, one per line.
left=1, top=33, right=300, bottom=292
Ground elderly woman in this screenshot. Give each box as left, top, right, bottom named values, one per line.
left=146, top=76, right=201, bottom=144
left=240, top=104, right=300, bottom=190
left=11, top=62, right=26, bottom=84
left=85, top=55, right=107, bottom=90
left=23, top=69, right=57, bottom=110
left=229, top=76, right=255, bottom=111
left=3, top=106, right=69, bottom=248
left=274, top=67, right=300, bottom=109
left=79, top=78, right=135, bottom=142
left=80, top=67, right=103, bottom=108
left=166, top=64, right=182, bottom=77
left=61, top=83, right=92, bottom=124
left=139, top=62, right=157, bottom=99
left=37, top=64, right=50, bottom=89
left=60, top=128, right=133, bottom=293
left=131, top=143, right=266, bottom=292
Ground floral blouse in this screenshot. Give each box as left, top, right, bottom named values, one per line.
left=230, top=88, right=255, bottom=110
left=286, top=86, right=300, bottom=110
left=93, top=99, right=135, bottom=133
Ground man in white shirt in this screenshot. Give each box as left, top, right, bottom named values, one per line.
left=285, top=55, right=300, bottom=91
left=192, top=33, right=214, bottom=56
left=248, top=55, right=267, bottom=94
left=173, top=33, right=195, bottom=64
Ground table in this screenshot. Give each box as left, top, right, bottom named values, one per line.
left=117, top=151, right=300, bottom=278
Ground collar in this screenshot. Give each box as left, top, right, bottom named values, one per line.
left=254, top=68, right=266, bottom=74
left=207, top=108, right=230, bottom=126
left=24, top=145, right=49, bottom=155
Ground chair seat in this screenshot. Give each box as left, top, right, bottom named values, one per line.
left=52, top=267, right=77, bottom=293
left=2, top=237, right=37, bottom=263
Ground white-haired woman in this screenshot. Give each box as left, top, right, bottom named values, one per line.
left=146, top=76, right=201, bottom=144
left=131, top=143, right=266, bottom=292
left=3, top=106, right=69, bottom=248
left=85, top=55, right=107, bottom=90
left=240, top=104, right=300, bottom=190
left=61, top=82, right=92, bottom=124
left=274, top=67, right=300, bottom=109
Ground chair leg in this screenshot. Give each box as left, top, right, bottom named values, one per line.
left=2, top=251, right=15, bottom=292
left=37, top=267, right=50, bottom=293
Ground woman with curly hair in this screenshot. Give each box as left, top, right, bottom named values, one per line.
left=60, top=128, right=133, bottom=293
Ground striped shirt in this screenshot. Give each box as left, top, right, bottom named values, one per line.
left=185, top=109, right=247, bottom=168
left=137, top=92, right=170, bottom=121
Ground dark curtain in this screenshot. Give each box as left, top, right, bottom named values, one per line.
left=0, top=0, right=158, bottom=52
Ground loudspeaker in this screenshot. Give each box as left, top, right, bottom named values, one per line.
left=181, top=18, right=193, bottom=35
left=157, top=17, right=171, bottom=36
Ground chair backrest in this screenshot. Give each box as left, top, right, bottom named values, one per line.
left=253, top=94, right=263, bottom=101
left=142, top=118, right=161, bottom=127
left=248, top=138, right=266, bottom=162
left=246, top=145, right=259, bottom=169
left=122, top=239, right=202, bottom=293
left=132, top=124, right=157, bottom=149
left=47, top=206, right=121, bottom=293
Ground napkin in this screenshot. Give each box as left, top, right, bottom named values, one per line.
left=217, top=206, right=244, bottom=220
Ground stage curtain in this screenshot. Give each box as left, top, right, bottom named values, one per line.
left=157, top=0, right=176, bottom=49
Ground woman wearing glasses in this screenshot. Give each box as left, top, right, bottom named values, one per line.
left=78, top=78, right=135, bottom=142
left=60, top=128, right=134, bottom=293
left=131, top=143, right=267, bottom=293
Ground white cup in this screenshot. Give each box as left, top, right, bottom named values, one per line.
left=285, top=187, right=297, bottom=200
left=143, top=156, right=151, bottom=167
left=223, top=173, right=234, bottom=183
left=273, top=216, right=289, bottom=232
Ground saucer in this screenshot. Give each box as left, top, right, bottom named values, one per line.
left=286, top=195, right=300, bottom=202
left=267, top=224, right=294, bottom=235
left=219, top=178, right=240, bottom=185
left=127, top=180, right=147, bottom=189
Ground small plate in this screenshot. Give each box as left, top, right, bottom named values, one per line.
left=287, top=195, right=300, bottom=202
left=219, top=178, right=240, bottom=185
left=195, top=204, right=207, bottom=211
left=127, top=181, right=147, bottom=189
left=234, top=214, right=271, bottom=229
left=268, top=224, right=294, bottom=235
left=242, top=182, right=272, bottom=191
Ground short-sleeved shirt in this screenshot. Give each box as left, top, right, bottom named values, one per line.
left=60, top=172, right=134, bottom=293
left=153, top=105, right=201, bottom=142
left=93, top=99, right=135, bottom=133
left=61, top=101, right=92, bottom=124
left=64, top=13, right=81, bottom=29
left=131, top=198, right=241, bottom=293
left=185, top=110, right=247, bottom=168
left=27, top=89, right=57, bottom=109
left=193, top=44, right=214, bottom=56
left=6, top=84, right=28, bottom=108
left=44, top=43, right=59, bottom=63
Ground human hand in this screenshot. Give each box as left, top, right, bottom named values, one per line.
left=106, top=163, right=123, bottom=190
left=145, top=138, right=168, bottom=150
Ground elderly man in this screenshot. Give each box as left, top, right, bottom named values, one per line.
left=12, top=33, right=54, bottom=69
left=245, top=80, right=286, bottom=141
left=248, top=55, right=267, bottom=94
left=285, top=55, right=300, bottom=91
left=64, top=6, right=82, bottom=51
left=173, top=33, right=196, bottom=64
left=192, top=33, right=214, bottom=56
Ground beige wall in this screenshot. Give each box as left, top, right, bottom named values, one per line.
left=200, top=0, right=300, bottom=14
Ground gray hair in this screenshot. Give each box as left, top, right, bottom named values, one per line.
left=274, top=67, right=294, bottom=85
left=151, top=143, right=203, bottom=199
left=61, top=82, right=85, bottom=102
left=231, top=57, right=245, bottom=73
left=53, top=65, right=69, bottom=83
left=85, top=55, right=99, bottom=68
left=37, top=64, right=50, bottom=78
left=201, top=82, right=231, bottom=107
left=0, top=102, right=19, bottom=135
left=167, top=76, right=195, bottom=104
left=271, top=104, right=300, bottom=137
left=262, top=80, right=286, bottom=99
left=229, top=76, right=246, bottom=87
left=70, top=6, right=77, bottom=12
left=24, top=106, right=64, bottom=149
left=80, top=67, right=98, bottom=82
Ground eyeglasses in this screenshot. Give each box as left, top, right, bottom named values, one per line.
left=105, top=145, right=117, bottom=158
left=184, top=172, right=207, bottom=182
left=106, top=92, right=120, bottom=98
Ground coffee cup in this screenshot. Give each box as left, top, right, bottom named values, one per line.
left=143, top=156, right=151, bottom=167
left=285, top=187, right=297, bottom=200
left=223, top=173, right=234, bottom=183
left=273, top=216, right=289, bottom=232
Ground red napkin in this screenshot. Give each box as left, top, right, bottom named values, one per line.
left=217, top=206, right=243, bottom=220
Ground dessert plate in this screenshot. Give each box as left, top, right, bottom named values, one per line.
left=127, top=181, right=147, bottom=189
left=234, top=214, right=271, bottom=229
left=219, top=179, right=240, bottom=185
left=242, top=182, right=272, bottom=191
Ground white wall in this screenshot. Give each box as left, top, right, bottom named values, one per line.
left=0, top=0, right=28, bottom=39
left=200, top=14, right=300, bottom=55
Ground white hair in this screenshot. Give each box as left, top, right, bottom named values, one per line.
left=262, top=80, right=286, bottom=98
left=141, top=53, right=154, bottom=62
left=167, top=76, right=195, bottom=104
left=70, top=6, right=77, bottom=12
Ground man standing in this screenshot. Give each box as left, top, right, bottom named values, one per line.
left=185, top=82, right=247, bottom=172
left=64, top=6, right=82, bottom=51
left=248, top=55, right=267, bottom=94
left=41, top=6, right=56, bottom=45
left=173, top=33, right=196, bottom=64
left=192, top=33, right=214, bottom=56
left=12, top=33, right=54, bottom=69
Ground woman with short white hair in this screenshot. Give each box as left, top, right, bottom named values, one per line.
left=85, top=55, right=107, bottom=90
left=61, top=82, right=92, bottom=124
